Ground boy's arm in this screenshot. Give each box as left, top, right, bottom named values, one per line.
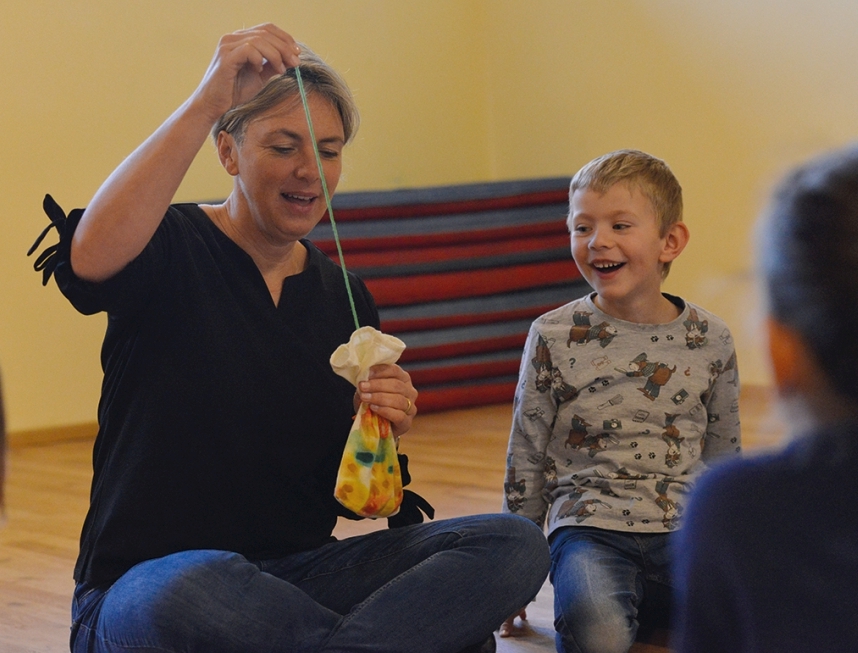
left=701, top=341, right=742, bottom=463
left=503, top=325, right=555, bottom=527
left=500, top=328, right=553, bottom=637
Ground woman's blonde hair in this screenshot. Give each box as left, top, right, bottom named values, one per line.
left=212, top=43, right=359, bottom=145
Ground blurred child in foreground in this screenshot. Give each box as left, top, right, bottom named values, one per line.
left=674, top=145, right=858, bottom=652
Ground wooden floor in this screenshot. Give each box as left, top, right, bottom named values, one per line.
left=0, top=388, right=786, bottom=653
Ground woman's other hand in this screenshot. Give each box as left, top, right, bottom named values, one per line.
left=357, top=364, right=418, bottom=438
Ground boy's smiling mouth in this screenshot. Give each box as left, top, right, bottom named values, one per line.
left=592, top=261, right=626, bottom=272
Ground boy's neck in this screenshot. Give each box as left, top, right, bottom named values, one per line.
left=592, top=291, right=681, bottom=325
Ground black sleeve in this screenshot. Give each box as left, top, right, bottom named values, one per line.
left=29, top=195, right=172, bottom=318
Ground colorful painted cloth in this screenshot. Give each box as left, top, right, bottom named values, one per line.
left=330, top=327, right=407, bottom=518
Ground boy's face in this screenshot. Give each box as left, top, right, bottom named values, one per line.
left=569, top=182, right=681, bottom=319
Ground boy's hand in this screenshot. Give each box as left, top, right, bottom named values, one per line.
left=499, top=608, right=528, bottom=638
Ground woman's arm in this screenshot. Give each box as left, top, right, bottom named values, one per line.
left=71, top=24, right=301, bottom=282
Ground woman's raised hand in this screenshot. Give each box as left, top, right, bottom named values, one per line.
left=193, top=23, right=302, bottom=123
left=71, top=24, right=302, bottom=283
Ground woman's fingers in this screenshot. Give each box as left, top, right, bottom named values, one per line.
left=194, top=24, right=301, bottom=120
left=222, top=24, right=300, bottom=73
left=359, top=365, right=415, bottom=407
left=358, top=364, right=418, bottom=436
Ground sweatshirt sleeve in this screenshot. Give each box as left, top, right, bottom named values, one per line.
left=502, top=322, right=555, bottom=528
left=701, top=330, right=742, bottom=463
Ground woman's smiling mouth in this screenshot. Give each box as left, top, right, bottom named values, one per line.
left=281, top=192, right=317, bottom=206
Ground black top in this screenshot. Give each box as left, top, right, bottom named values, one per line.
left=52, top=203, right=379, bottom=586
left=674, top=420, right=858, bottom=652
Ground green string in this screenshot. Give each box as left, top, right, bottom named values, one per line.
left=295, top=66, right=361, bottom=331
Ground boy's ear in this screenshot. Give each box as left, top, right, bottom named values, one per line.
left=659, top=221, right=690, bottom=264
left=216, top=131, right=240, bottom=177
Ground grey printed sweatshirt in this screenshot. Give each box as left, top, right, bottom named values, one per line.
left=503, top=293, right=741, bottom=535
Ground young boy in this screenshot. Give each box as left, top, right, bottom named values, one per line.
left=502, top=150, right=741, bottom=653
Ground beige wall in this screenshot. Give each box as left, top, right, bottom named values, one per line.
left=3, top=0, right=857, bottom=431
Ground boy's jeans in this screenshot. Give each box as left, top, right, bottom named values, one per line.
left=549, top=526, right=673, bottom=653
left=70, top=513, right=549, bottom=653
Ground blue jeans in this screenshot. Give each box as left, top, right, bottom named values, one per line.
left=70, top=513, right=549, bottom=653
left=549, top=526, right=673, bottom=653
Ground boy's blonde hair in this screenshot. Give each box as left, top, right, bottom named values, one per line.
left=569, top=149, right=683, bottom=279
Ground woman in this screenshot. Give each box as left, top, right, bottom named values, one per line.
left=673, top=145, right=858, bottom=651
left=39, top=24, right=548, bottom=653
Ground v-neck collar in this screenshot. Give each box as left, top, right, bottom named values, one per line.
left=181, top=204, right=322, bottom=310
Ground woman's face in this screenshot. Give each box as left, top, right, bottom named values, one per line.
left=222, top=93, right=345, bottom=244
